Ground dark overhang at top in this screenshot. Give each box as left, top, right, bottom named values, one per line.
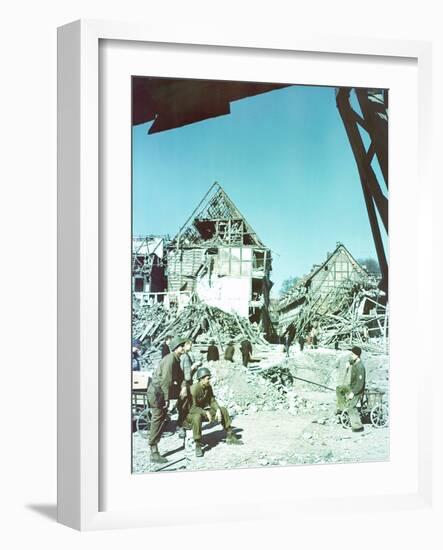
left=132, top=76, right=291, bottom=134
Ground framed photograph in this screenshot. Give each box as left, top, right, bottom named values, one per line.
left=58, top=20, right=434, bottom=530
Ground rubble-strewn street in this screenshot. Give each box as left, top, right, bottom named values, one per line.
left=131, top=160, right=390, bottom=474
left=132, top=346, right=389, bottom=473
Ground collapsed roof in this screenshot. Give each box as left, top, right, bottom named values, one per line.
left=169, top=182, right=266, bottom=249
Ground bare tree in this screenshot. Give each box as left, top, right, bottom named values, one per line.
left=357, top=257, right=380, bottom=275
left=280, top=276, right=299, bottom=296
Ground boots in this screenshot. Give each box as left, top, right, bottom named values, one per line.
left=195, top=441, right=204, bottom=457
left=150, top=444, right=167, bottom=464
left=226, top=430, right=243, bottom=445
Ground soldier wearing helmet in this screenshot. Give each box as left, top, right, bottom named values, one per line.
left=185, top=366, right=243, bottom=457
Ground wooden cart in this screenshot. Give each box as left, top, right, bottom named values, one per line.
left=340, top=388, right=389, bottom=429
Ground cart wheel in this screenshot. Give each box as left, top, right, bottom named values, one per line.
left=340, top=410, right=351, bottom=429
left=370, top=404, right=389, bottom=428
left=136, top=408, right=152, bottom=437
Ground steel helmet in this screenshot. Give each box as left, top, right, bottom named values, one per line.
left=196, top=366, right=212, bottom=380
left=170, top=336, right=188, bottom=351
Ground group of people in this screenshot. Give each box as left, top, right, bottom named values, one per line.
left=137, top=332, right=368, bottom=466
left=281, top=324, right=323, bottom=357
left=160, top=335, right=254, bottom=367
left=147, top=336, right=243, bottom=464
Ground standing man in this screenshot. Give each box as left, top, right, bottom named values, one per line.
left=177, top=340, right=202, bottom=438
left=336, top=346, right=366, bottom=432
left=298, top=333, right=305, bottom=352
left=224, top=341, right=235, bottom=362
left=206, top=340, right=219, bottom=362
left=311, top=326, right=319, bottom=349
left=240, top=338, right=252, bottom=367
left=147, top=336, right=188, bottom=463
left=283, top=325, right=296, bottom=357
left=185, top=366, right=243, bottom=457
left=161, top=335, right=172, bottom=358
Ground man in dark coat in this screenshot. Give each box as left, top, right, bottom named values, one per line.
left=206, top=340, right=219, bottom=362
left=147, top=336, right=188, bottom=463
left=336, top=346, right=366, bottom=432
left=283, top=325, right=296, bottom=357
left=185, top=366, right=243, bottom=457
left=240, top=339, right=252, bottom=367
left=224, top=341, right=235, bottom=362
left=298, top=333, right=305, bottom=352
left=161, top=335, right=172, bottom=358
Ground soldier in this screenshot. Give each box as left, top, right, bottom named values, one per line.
left=224, top=341, right=235, bottom=362
left=206, top=340, right=220, bottom=362
left=336, top=346, right=366, bottom=432
left=185, top=366, right=243, bottom=457
left=177, top=340, right=202, bottom=438
left=147, top=336, right=188, bottom=464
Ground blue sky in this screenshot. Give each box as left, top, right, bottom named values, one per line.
left=133, top=84, right=387, bottom=296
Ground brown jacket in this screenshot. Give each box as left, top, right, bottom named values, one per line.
left=189, top=381, right=220, bottom=415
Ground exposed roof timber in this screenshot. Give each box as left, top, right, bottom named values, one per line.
left=170, top=182, right=266, bottom=248
left=132, top=77, right=291, bottom=133
left=278, top=243, right=370, bottom=310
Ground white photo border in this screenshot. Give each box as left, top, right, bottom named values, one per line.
left=57, top=19, right=434, bottom=531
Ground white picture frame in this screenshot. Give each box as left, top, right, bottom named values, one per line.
left=57, top=19, right=435, bottom=531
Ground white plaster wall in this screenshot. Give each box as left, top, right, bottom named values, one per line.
left=196, top=272, right=251, bottom=317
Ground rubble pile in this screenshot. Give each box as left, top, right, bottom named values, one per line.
left=260, top=365, right=294, bottom=393
left=133, top=294, right=268, bottom=354
left=132, top=347, right=389, bottom=474
left=208, top=359, right=292, bottom=416
left=285, top=282, right=388, bottom=354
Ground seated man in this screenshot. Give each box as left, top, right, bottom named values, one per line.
left=177, top=339, right=202, bottom=438
left=185, top=366, right=243, bottom=457
left=336, top=346, right=366, bottom=432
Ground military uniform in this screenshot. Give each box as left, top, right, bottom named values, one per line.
left=177, top=351, right=195, bottom=428
left=185, top=380, right=232, bottom=442
left=336, top=358, right=366, bottom=430
left=147, top=351, right=186, bottom=446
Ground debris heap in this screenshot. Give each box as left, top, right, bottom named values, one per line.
left=133, top=295, right=268, bottom=354
left=282, top=281, right=388, bottom=354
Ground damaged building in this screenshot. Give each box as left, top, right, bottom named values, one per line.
left=166, top=183, right=273, bottom=335
left=132, top=236, right=168, bottom=298
left=277, top=243, right=385, bottom=346
left=132, top=183, right=274, bottom=338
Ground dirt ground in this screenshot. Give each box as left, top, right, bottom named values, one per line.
left=132, top=346, right=389, bottom=474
